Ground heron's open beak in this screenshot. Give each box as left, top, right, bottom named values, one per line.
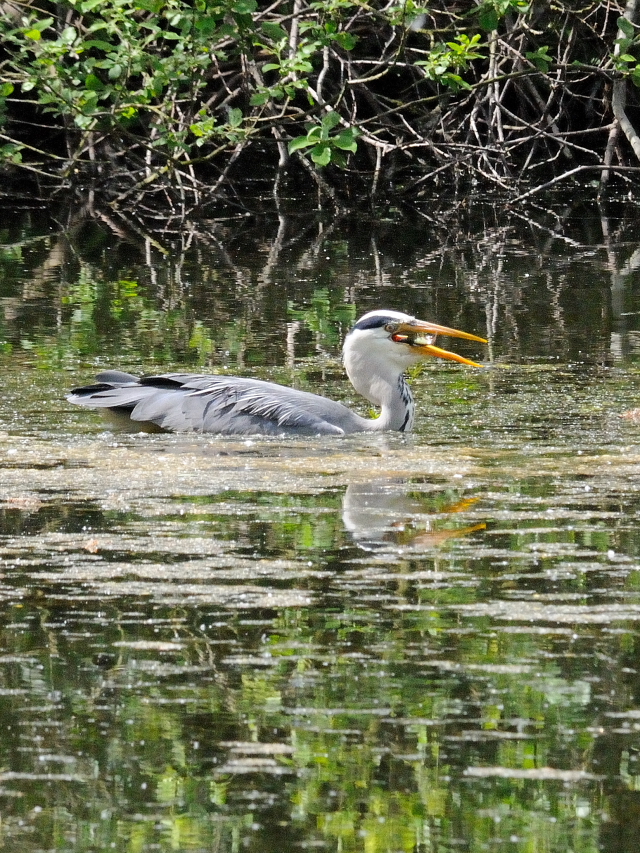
left=392, top=320, right=487, bottom=367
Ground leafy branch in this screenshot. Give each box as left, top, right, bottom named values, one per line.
left=0, top=0, right=637, bottom=210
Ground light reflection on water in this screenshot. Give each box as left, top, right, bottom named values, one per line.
left=1, top=204, right=640, bottom=851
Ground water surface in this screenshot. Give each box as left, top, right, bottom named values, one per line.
left=1, top=199, right=640, bottom=852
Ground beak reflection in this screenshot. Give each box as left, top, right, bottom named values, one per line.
left=343, top=479, right=486, bottom=552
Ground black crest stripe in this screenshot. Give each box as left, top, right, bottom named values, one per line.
left=352, top=314, right=398, bottom=332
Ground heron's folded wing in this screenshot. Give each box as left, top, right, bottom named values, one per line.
left=67, top=382, right=151, bottom=409
left=138, top=376, right=348, bottom=435
left=71, top=373, right=351, bottom=435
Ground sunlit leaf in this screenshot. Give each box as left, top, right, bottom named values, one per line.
left=232, top=0, right=257, bottom=13
left=333, top=129, right=358, bottom=152
left=311, top=142, right=331, bottom=165
left=332, top=31, right=357, bottom=50
left=249, top=90, right=270, bottom=106
left=288, top=135, right=316, bottom=153
left=83, top=40, right=115, bottom=51
left=84, top=74, right=103, bottom=91
left=80, top=0, right=110, bottom=10
left=228, top=107, right=243, bottom=127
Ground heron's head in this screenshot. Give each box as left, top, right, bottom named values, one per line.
left=344, top=310, right=486, bottom=375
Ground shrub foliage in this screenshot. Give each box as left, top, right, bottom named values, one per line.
left=1, top=0, right=639, bottom=210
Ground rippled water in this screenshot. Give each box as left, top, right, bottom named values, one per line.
left=2, top=200, right=640, bottom=852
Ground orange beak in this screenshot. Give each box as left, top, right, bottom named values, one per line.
left=392, top=320, right=487, bottom=367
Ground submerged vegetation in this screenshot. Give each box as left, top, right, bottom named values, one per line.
left=1, top=0, right=640, bottom=212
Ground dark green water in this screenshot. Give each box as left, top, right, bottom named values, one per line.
left=2, top=199, right=640, bottom=852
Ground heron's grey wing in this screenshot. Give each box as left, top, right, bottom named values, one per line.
left=96, top=370, right=140, bottom=384
left=134, top=375, right=358, bottom=435
left=67, top=375, right=153, bottom=411
left=68, top=373, right=367, bottom=435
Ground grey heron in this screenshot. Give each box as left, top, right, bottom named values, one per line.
left=67, top=310, right=486, bottom=436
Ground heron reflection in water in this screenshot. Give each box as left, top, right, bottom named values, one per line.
left=343, top=480, right=485, bottom=551
left=68, top=310, right=486, bottom=436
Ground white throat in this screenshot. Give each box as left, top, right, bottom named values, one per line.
left=343, top=334, right=415, bottom=431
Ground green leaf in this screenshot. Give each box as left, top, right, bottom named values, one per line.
left=162, top=32, right=181, bottom=40
left=262, top=63, right=281, bottom=72
left=232, top=0, right=257, bottom=13
left=332, top=32, right=357, bottom=50
left=61, top=26, right=77, bottom=45
left=80, top=0, right=109, bottom=10
left=196, top=17, right=220, bottom=37
left=218, top=23, right=239, bottom=38
left=24, top=29, right=42, bottom=41
left=478, top=8, right=499, bottom=31
left=288, top=135, right=316, bottom=153
left=84, top=40, right=115, bottom=51
left=249, top=90, right=270, bottom=106
left=444, top=73, right=469, bottom=90
left=311, top=142, right=331, bottom=166
left=526, top=47, right=551, bottom=72
left=108, top=64, right=122, bottom=80
left=333, top=128, right=358, bottom=152
left=321, top=111, right=341, bottom=131
left=75, top=114, right=96, bottom=129
left=84, top=73, right=104, bottom=91
left=619, top=53, right=637, bottom=63
left=261, top=22, right=288, bottom=42
left=618, top=15, right=635, bottom=39
left=228, top=107, right=242, bottom=127
left=0, top=143, right=22, bottom=164
left=81, top=90, right=99, bottom=108
left=0, top=83, right=14, bottom=97
left=29, top=16, right=54, bottom=32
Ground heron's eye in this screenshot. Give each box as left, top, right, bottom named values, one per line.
left=385, top=322, right=399, bottom=334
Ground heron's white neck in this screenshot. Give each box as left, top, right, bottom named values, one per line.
left=343, top=345, right=415, bottom=432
